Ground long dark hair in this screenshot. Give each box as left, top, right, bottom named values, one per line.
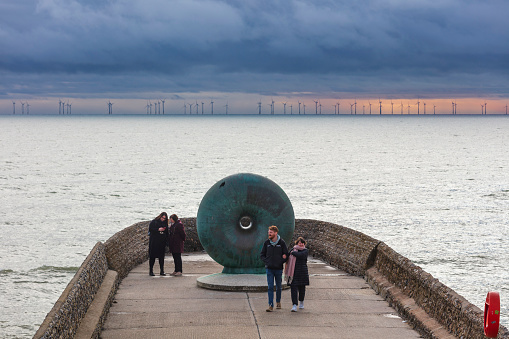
left=155, top=212, right=169, bottom=226
left=170, top=214, right=179, bottom=223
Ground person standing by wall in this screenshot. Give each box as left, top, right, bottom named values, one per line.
left=285, top=237, right=310, bottom=312
left=168, top=214, right=186, bottom=276
left=148, top=212, right=169, bottom=276
left=260, top=225, right=289, bottom=312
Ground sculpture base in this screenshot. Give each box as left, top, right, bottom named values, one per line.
left=197, top=273, right=290, bottom=292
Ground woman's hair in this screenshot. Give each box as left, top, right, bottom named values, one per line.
left=155, top=212, right=168, bottom=224
left=170, top=214, right=179, bottom=222
left=295, top=237, right=306, bottom=245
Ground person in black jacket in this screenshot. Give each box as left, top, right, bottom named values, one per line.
left=260, top=225, right=289, bottom=312
left=148, top=212, right=169, bottom=276
left=285, top=237, right=310, bottom=312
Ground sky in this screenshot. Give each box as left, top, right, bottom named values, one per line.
left=1, top=0, right=509, bottom=114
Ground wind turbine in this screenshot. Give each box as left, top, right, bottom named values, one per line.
left=369, top=101, right=372, bottom=115
left=313, top=100, right=318, bottom=114
left=333, top=104, right=337, bottom=115
left=379, top=98, right=382, bottom=115
left=481, top=104, right=484, bottom=115
left=210, top=100, right=214, bottom=114
left=433, top=104, right=436, bottom=115
left=68, top=102, right=71, bottom=114
left=195, top=101, right=199, bottom=114
left=12, top=101, right=15, bottom=115
left=26, top=102, right=30, bottom=114
left=58, top=99, right=62, bottom=114
left=416, top=98, right=420, bottom=115
left=362, top=104, right=365, bottom=114
left=400, top=102, right=404, bottom=115
left=391, top=100, right=394, bottom=115
left=21, top=101, right=25, bottom=115
left=407, top=102, right=411, bottom=114
left=271, top=99, right=275, bottom=114
left=282, top=102, right=287, bottom=115
left=298, top=101, right=301, bottom=115
left=258, top=100, right=262, bottom=114
left=423, top=102, right=426, bottom=115
left=290, top=104, right=293, bottom=115
left=183, top=103, right=187, bottom=114
left=303, top=103, right=306, bottom=114
left=354, top=99, right=357, bottom=115
left=224, top=101, right=228, bottom=114
left=506, top=104, right=508, bottom=115
left=161, top=99, right=166, bottom=114
left=336, top=102, right=340, bottom=114
left=349, top=103, right=354, bottom=114
left=484, top=101, right=487, bottom=115
left=201, top=102, right=204, bottom=115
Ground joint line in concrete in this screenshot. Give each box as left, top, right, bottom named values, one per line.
left=246, top=292, right=262, bottom=339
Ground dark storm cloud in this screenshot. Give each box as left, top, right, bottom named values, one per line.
left=1, top=0, right=508, bottom=97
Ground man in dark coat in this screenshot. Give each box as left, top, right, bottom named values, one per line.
left=260, top=225, right=289, bottom=312
left=168, top=214, right=186, bottom=276
left=148, top=212, right=169, bottom=276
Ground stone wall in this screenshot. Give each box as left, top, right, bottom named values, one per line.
left=33, top=242, right=109, bottom=339
left=35, top=218, right=508, bottom=339
left=103, top=218, right=203, bottom=279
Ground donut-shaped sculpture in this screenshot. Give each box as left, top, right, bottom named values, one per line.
left=197, top=173, right=295, bottom=274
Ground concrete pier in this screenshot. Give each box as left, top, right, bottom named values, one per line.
left=101, top=252, right=422, bottom=338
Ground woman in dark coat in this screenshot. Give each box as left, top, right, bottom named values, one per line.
left=148, top=212, right=169, bottom=276
left=168, top=214, right=186, bottom=276
left=285, top=237, right=310, bottom=312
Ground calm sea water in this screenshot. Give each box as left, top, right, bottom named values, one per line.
left=1, top=114, right=508, bottom=338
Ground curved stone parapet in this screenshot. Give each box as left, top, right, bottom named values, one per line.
left=35, top=218, right=509, bottom=339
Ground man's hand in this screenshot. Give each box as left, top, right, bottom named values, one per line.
left=282, top=254, right=287, bottom=259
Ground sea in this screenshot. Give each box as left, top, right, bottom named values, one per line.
left=1, top=114, right=508, bottom=338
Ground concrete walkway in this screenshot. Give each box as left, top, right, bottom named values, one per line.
left=101, top=253, right=422, bottom=339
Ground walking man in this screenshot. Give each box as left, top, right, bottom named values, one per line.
left=260, top=225, right=289, bottom=312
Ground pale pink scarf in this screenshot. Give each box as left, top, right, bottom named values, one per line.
left=284, top=244, right=306, bottom=284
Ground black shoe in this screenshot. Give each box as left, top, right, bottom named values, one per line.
left=149, top=272, right=155, bottom=276
left=160, top=272, right=166, bottom=276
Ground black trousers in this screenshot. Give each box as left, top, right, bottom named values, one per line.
left=172, top=252, right=182, bottom=273
left=291, top=284, right=306, bottom=305
left=149, top=255, right=165, bottom=273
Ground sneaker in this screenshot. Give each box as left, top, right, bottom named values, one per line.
left=266, top=306, right=273, bottom=312
left=170, top=272, right=177, bottom=276
left=299, top=301, right=304, bottom=309
left=291, top=305, right=297, bottom=312
left=276, top=302, right=281, bottom=309
left=160, top=272, right=166, bottom=276
left=149, top=272, right=155, bottom=276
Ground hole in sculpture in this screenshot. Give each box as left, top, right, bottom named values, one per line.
left=239, top=216, right=253, bottom=230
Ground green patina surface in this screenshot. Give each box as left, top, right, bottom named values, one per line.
left=197, top=173, right=295, bottom=274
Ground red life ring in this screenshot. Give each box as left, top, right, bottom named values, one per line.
left=484, top=291, right=500, bottom=338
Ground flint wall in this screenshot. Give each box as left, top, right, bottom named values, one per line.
left=34, top=218, right=508, bottom=339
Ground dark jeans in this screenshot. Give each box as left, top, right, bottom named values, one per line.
left=291, top=284, right=306, bottom=305
left=266, top=268, right=283, bottom=307
left=172, top=252, right=182, bottom=273
left=149, top=255, right=165, bottom=273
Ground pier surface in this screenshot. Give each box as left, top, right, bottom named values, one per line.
left=101, top=253, right=422, bottom=339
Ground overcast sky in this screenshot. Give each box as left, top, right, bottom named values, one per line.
left=1, top=0, right=508, bottom=114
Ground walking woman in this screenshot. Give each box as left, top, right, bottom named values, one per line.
left=168, top=214, right=186, bottom=276
left=285, top=237, right=310, bottom=312
left=148, top=212, right=169, bottom=276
